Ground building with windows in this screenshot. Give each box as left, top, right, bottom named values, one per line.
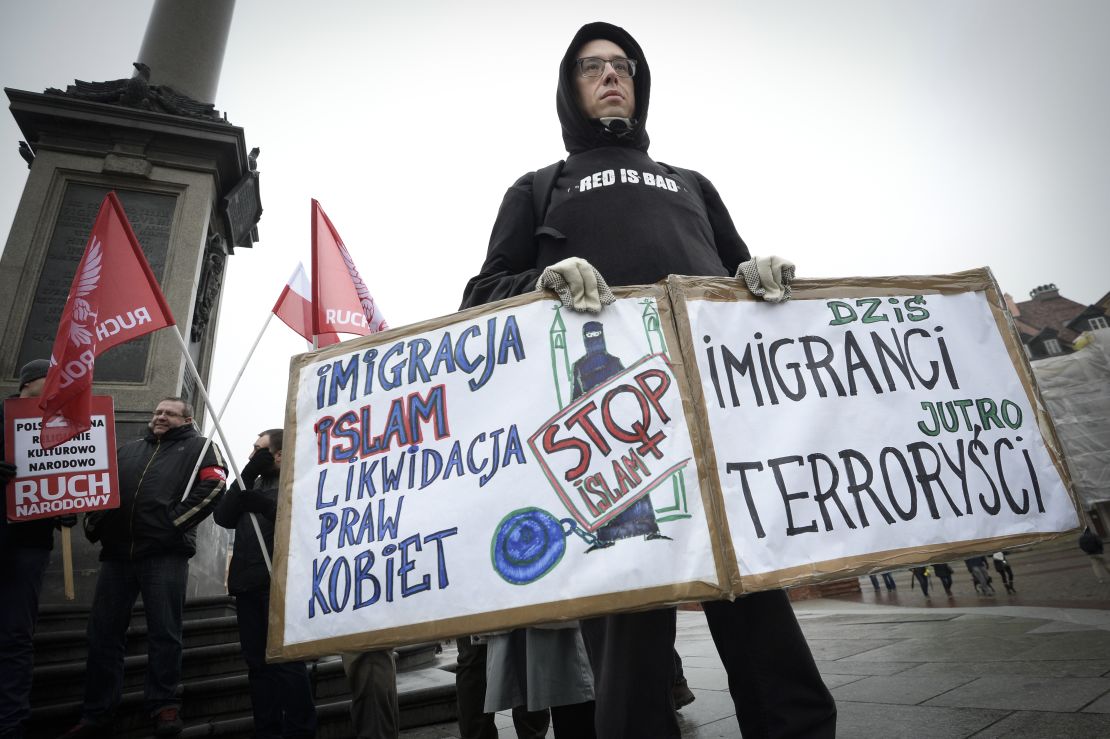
left=1005, top=284, right=1110, bottom=360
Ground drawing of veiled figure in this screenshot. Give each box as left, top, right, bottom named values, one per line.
left=570, top=320, right=664, bottom=549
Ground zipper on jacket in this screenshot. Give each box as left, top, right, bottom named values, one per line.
left=130, top=439, right=162, bottom=559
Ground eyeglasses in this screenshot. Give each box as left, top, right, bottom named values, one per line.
left=152, top=409, right=185, bottom=418
left=576, top=56, right=637, bottom=79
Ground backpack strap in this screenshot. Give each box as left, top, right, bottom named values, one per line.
left=532, top=160, right=565, bottom=227
left=659, top=162, right=705, bottom=210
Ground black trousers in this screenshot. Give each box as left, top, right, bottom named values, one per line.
left=580, top=608, right=679, bottom=739
left=703, top=592, right=837, bottom=738
left=236, top=590, right=317, bottom=738
left=937, top=571, right=954, bottom=593
left=994, top=561, right=1015, bottom=588
left=550, top=701, right=596, bottom=739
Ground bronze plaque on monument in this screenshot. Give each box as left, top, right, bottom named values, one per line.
left=17, top=183, right=176, bottom=381
left=222, top=171, right=261, bottom=250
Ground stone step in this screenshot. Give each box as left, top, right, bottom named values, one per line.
left=31, top=642, right=246, bottom=706
left=29, top=656, right=346, bottom=732
left=170, top=668, right=458, bottom=739
left=31, top=665, right=458, bottom=739
left=34, top=595, right=236, bottom=634
left=33, top=614, right=241, bottom=665
left=27, top=589, right=454, bottom=739
left=32, top=638, right=442, bottom=706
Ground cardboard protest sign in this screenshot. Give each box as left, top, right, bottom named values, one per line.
left=269, top=287, right=728, bottom=660
left=668, top=268, right=1081, bottom=590
left=4, top=395, right=119, bottom=521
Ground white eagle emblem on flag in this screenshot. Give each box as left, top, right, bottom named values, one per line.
left=336, top=238, right=386, bottom=329
left=68, top=236, right=102, bottom=346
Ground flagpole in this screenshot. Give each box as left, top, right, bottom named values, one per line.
left=167, top=327, right=272, bottom=573
left=175, top=312, right=275, bottom=571
left=61, top=527, right=75, bottom=600
left=181, top=312, right=273, bottom=496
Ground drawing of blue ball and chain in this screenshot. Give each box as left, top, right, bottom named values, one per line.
left=490, top=507, right=600, bottom=585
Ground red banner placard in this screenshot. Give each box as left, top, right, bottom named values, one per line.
left=5, top=395, right=120, bottom=521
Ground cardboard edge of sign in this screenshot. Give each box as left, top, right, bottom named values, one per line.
left=267, top=269, right=1083, bottom=660
left=267, top=578, right=722, bottom=662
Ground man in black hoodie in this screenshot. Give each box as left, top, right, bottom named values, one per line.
left=461, top=21, right=834, bottom=739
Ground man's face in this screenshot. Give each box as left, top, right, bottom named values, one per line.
left=251, top=434, right=270, bottom=459
left=19, top=377, right=45, bottom=399
left=252, top=434, right=282, bottom=470
left=149, top=400, right=191, bottom=438
left=575, top=39, right=635, bottom=120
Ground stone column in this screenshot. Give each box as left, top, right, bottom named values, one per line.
left=136, top=0, right=236, bottom=104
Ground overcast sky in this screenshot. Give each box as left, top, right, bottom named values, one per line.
left=3, top=0, right=1109, bottom=459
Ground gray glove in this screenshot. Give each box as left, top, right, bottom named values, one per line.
left=536, top=257, right=616, bottom=313
left=736, top=255, right=795, bottom=303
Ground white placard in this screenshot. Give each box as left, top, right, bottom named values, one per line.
left=687, top=290, right=1078, bottom=578
left=276, top=294, right=721, bottom=654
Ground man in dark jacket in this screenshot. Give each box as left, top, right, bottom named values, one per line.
left=461, top=21, right=833, bottom=739
left=214, top=429, right=317, bottom=739
left=62, top=397, right=226, bottom=738
left=1, top=359, right=76, bottom=738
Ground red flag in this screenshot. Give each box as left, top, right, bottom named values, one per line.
left=38, top=192, right=175, bottom=449
left=310, top=199, right=388, bottom=340
left=272, top=262, right=340, bottom=347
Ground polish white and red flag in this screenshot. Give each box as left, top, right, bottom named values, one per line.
left=38, top=192, right=175, bottom=449
left=272, top=262, right=341, bottom=347
left=310, top=199, right=388, bottom=341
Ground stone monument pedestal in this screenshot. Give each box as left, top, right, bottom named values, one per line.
left=0, top=88, right=258, bottom=604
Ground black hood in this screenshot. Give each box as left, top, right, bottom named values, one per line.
left=557, top=21, right=650, bottom=155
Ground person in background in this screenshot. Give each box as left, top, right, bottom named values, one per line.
left=868, top=572, right=897, bottom=592
left=965, top=557, right=995, bottom=596
left=342, top=648, right=399, bottom=739
left=992, top=552, right=1016, bottom=594
left=0, top=360, right=76, bottom=739
left=454, top=635, right=550, bottom=739
left=910, top=566, right=931, bottom=598
left=482, top=626, right=595, bottom=738
left=214, top=429, right=318, bottom=738
left=672, top=649, right=696, bottom=710
left=933, top=563, right=955, bottom=596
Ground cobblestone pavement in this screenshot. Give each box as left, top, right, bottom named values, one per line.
left=404, top=536, right=1110, bottom=738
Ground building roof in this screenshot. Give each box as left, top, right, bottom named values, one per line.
left=1008, top=284, right=1108, bottom=352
